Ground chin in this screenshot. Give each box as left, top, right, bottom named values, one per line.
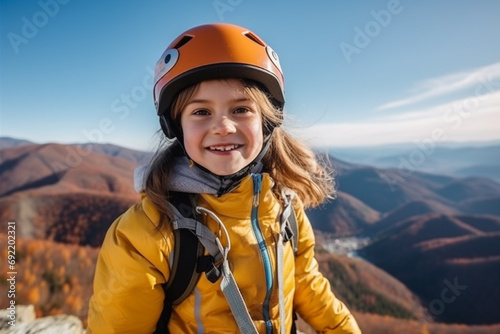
left=210, top=165, right=242, bottom=176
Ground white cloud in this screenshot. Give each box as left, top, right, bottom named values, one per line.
left=376, top=62, right=500, bottom=111
left=291, top=89, right=500, bottom=147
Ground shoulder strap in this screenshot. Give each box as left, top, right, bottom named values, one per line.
left=281, top=193, right=299, bottom=255
left=154, top=192, right=204, bottom=334
left=279, top=193, right=299, bottom=334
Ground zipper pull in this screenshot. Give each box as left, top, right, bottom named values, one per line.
left=217, top=176, right=227, bottom=197
left=252, top=174, right=262, bottom=207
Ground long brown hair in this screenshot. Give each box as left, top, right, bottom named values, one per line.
left=145, top=79, right=335, bottom=229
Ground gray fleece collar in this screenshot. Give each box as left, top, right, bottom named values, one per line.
left=134, top=156, right=263, bottom=196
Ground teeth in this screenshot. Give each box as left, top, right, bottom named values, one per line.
left=209, top=145, right=239, bottom=151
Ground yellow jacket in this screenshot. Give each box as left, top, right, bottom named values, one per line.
left=87, top=173, right=361, bottom=333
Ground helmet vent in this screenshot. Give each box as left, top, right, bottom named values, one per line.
left=243, top=32, right=265, bottom=47
left=173, top=35, right=193, bottom=49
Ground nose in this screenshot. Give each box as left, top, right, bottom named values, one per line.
left=212, top=116, right=236, bottom=136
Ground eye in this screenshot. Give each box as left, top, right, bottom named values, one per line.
left=233, top=107, right=251, bottom=114
left=192, top=109, right=210, bottom=116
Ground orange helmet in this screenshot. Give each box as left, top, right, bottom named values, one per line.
left=153, top=23, right=285, bottom=139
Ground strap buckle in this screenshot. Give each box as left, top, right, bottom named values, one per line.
left=197, top=255, right=222, bottom=283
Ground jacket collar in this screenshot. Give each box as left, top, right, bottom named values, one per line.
left=199, top=173, right=278, bottom=219
left=134, top=155, right=263, bottom=196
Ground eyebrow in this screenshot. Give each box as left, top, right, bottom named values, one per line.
left=186, top=97, right=252, bottom=106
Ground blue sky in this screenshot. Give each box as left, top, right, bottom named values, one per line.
left=1, top=0, right=500, bottom=151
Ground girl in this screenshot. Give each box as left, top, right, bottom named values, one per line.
left=87, top=23, right=361, bottom=333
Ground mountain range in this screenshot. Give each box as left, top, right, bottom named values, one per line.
left=329, top=142, right=500, bottom=181
left=1, top=137, right=499, bottom=331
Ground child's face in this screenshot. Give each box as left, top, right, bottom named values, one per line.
left=180, top=79, right=264, bottom=176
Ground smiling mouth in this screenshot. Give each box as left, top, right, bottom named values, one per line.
left=208, top=144, right=241, bottom=152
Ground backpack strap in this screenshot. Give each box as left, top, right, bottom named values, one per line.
left=280, top=192, right=298, bottom=255
left=154, top=229, right=202, bottom=334
left=279, top=191, right=299, bottom=334
left=154, top=192, right=218, bottom=334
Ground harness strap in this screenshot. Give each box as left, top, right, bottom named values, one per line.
left=277, top=230, right=286, bottom=334
left=171, top=207, right=224, bottom=265
left=279, top=192, right=298, bottom=334
left=280, top=193, right=298, bottom=254
left=195, top=206, right=259, bottom=334
left=220, top=261, right=259, bottom=334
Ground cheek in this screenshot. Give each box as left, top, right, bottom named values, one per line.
left=180, top=122, right=201, bottom=155
left=248, top=122, right=264, bottom=149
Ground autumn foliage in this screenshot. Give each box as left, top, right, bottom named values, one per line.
left=0, top=234, right=99, bottom=327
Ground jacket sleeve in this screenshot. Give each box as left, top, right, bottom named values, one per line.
left=293, top=203, right=362, bottom=333
left=87, top=199, right=173, bottom=334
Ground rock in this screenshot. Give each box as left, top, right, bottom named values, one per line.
left=0, top=305, right=35, bottom=329
left=0, top=305, right=84, bottom=334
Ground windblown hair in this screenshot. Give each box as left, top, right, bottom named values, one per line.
left=145, top=79, right=336, bottom=229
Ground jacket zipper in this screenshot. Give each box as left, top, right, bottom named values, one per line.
left=251, top=174, right=273, bottom=334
